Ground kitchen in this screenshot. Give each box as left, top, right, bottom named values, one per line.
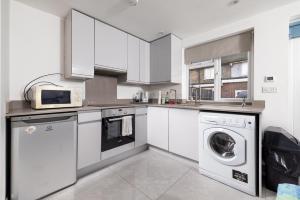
left=1, top=0, right=300, bottom=200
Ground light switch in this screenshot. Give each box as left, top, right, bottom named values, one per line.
left=262, top=87, right=277, bottom=93
left=264, top=76, right=275, bottom=82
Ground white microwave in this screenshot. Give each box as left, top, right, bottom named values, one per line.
left=30, top=85, right=83, bottom=109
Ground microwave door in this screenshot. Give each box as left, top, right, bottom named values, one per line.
left=41, top=90, right=71, bottom=105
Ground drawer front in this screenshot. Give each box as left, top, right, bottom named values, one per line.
left=135, top=107, right=147, bottom=115
left=78, top=111, right=102, bottom=123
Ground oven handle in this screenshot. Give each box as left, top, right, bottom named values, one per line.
left=108, top=117, right=123, bottom=122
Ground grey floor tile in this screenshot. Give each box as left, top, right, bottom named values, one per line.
left=43, top=150, right=277, bottom=200
left=44, top=167, right=150, bottom=200
left=265, top=188, right=277, bottom=200
left=111, top=150, right=190, bottom=200
left=159, top=168, right=272, bottom=200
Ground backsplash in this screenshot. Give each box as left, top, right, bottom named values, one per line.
left=85, top=75, right=118, bottom=105
left=117, top=85, right=146, bottom=99
left=85, top=75, right=183, bottom=104
left=147, top=84, right=182, bottom=99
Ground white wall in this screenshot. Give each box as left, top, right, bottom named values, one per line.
left=182, top=1, right=300, bottom=137
left=9, top=0, right=85, bottom=101
left=9, top=0, right=145, bottom=101
left=0, top=0, right=9, bottom=199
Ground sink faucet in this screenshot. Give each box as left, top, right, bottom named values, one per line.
left=195, top=89, right=199, bottom=105
left=241, top=96, right=247, bottom=108
left=170, top=89, right=177, bottom=104
left=191, top=87, right=199, bottom=105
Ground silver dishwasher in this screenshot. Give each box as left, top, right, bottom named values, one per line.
left=10, top=112, right=77, bottom=200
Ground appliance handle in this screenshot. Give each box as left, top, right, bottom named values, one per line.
left=11, top=113, right=77, bottom=127
left=108, top=117, right=123, bottom=122
left=22, top=116, right=76, bottom=124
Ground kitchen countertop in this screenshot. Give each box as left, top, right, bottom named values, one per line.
left=149, top=103, right=264, bottom=114
left=6, top=102, right=264, bottom=117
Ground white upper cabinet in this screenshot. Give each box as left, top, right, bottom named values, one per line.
left=139, top=40, right=150, bottom=84
left=150, top=34, right=182, bottom=84
left=95, top=20, right=128, bottom=72
left=120, top=37, right=150, bottom=84
left=171, top=35, right=182, bottom=84
left=169, top=109, right=199, bottom=161
left=65, top=10, right=95, bottom=79
left=127, top=35, right=140, bottom=82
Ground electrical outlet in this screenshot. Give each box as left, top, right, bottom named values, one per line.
left=262, top=87, right=277, bottom=93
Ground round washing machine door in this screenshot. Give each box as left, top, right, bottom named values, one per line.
left=204, top=128, right=246, bottom=166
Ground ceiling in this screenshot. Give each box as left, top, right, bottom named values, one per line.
left=15, top=0, right=299, bottom=41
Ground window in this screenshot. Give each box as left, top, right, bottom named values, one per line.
left=204, top=68, right=215, bottom=80
left=188, top=52, right=251, bottom=101
left=231, top=63, right=248, bottom=78
left=189, top=61, right=215, bottom=101
left=220, top=52, right=250, bottom=99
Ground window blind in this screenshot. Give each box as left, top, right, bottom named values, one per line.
left=184, top=31, right=253, bottom=65
left=290, top=21, right=300, bottom=39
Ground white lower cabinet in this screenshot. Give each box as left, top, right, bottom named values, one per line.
left=147, top=107, right=169, bottom=150
left=169, top=109, right=199, bottom=161
left=77, top=112, right=102, bottom=170
left=135, top=108, right=148, bottom=147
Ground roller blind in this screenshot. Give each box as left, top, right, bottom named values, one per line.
left=290, top=21, right=300, bottom=39
left=184, top=31, right=253, bottom=65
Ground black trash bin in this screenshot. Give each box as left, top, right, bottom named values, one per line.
left=263, top=126, right=300, bottom=192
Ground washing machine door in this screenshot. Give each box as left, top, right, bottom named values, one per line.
left=204, top=127, right=246, bottom=166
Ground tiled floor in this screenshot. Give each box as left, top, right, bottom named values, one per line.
left=44, top=149, right=276, bottom=200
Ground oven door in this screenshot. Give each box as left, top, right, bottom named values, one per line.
left=102, top=115, right=135, bottom=152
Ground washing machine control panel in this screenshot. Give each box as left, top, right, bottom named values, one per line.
left=201, top=115, right=255, bottom=129
left=219, top=118, right=245, bottom=128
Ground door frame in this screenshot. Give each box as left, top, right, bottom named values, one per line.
left=1, top=0, right=9, bottom=199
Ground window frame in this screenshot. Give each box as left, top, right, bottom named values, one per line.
left=187, top=51, right=253, bottom=102
left=188, top=60, right=216, bottom=101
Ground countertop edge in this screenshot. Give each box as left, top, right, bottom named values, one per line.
left=6, top=104, right=264, bottom=117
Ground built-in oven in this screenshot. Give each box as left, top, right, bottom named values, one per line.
left=101, top=108, right=135, bottom=153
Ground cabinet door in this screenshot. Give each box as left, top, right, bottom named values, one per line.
left=139, top=40, right=150, bottom=84
left=147, top=107, right=169, bottom=150
left=67, top=10, right=94, bottom=79
left=135, top=113, right=147, bottom=147
left=169, top=109, right=199, bottom=161
left=127, top=35, right=140, bottom=82
left=170, top=35, right=182, bottom=84
left=95, top=20, right=127, bottom=71
left=78, top=121, right=101, bottom=169
left=150, top=35, right=171, bottom=83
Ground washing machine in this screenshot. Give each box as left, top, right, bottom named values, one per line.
left=199, top=112, right=257, bottom=196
